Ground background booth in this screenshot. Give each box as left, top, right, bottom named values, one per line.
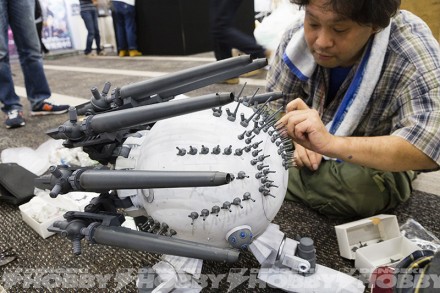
left=135, top=0, right=255, bottom=55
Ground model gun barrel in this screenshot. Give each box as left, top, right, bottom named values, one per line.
left=90, top=225, right=239, bottom=262
left=76, top=55, right=267, bottom=115
left=243, top=91, right=284, bottom=105
left=50, top=217, right=239, bottom=262
left=88, top=92, right=234, bottom=134
left=121, top=54, right=260, bottom=101
left=74, top=170, right=233, bottom=192
left=36, top=166, right=234, bottom=197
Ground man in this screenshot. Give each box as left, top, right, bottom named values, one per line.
left=267, top=0, right=440, bottom=218
left=0, top=0, right=69, bottom=129
left=79, top=0, right=105, bottom=56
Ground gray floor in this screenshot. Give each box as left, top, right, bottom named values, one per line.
left=5, top=50, right=439, bottom=195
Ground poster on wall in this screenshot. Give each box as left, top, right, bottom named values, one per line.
left=40, top=0, right=73, bottom=50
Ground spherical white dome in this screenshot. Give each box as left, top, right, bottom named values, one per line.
left=118, top=99, right=288, bottom=248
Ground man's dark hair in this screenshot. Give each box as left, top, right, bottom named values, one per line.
left=290, top=0, right=401, bottom=28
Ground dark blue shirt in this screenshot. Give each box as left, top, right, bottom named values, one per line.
left=326, top=66, right=352, bottom=107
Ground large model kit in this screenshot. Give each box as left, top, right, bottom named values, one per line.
left=35, top=55, right=364, bottom=292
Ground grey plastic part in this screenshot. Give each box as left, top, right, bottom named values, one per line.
left=156, top=58, right=268, bottom=99
left=74, top=170, right=233, bottom=192
left=242, top=92, right=284, bottom=105
left=227, top=227, right=253, bottom=250
left=88, top=225, right=239, bottom=263
left=89, top=92, right=234, bottom=134
left=120, top=55, right=254, bottom=101
left=211, top=206, right=220, bottom=215
left=296, top=237, right=316, bottom=272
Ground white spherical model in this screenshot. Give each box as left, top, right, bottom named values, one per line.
left=116, top=98, right=289, bottom=249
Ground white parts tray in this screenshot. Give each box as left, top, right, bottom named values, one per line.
left=335, top=214, right=402, bottom=260
left=335, top=214, right=419, bottom=279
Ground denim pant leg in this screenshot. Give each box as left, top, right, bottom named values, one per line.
left=122, top=4, right=137, bottom=50
left=91, top=10, right=101, bottom=51
left=0, top=1, right=22, bottom=113
left=113, top=1, right=128, bottom=50
left=81, top=10, right=99, bottom=54
left=0, top=0, right=50, bottom=111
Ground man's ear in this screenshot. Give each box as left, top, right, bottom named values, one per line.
left=372, top=26, right=382, bottom=34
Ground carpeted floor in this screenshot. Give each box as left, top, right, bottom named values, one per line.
left=0, top=189, right=439, bottom=292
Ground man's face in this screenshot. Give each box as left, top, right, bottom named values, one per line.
left=304, top=0, right=376, bottom=68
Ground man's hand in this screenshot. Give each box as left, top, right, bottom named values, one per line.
left=293, top=142, right=323, bottom=171
left=278, top=98, right=335, bottom=155
left=276, top=99, right=438, bottom=172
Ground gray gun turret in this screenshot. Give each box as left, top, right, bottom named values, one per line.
left=76, top=55, right=267, bottom=115
left=36, top=166, right=234, bottom=197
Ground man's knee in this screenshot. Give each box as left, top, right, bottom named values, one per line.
left=286, top=162, right=412, bottom=218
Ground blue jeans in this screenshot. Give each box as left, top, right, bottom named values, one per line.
left=112, top=1, right=138, bottom=50
left=0, top=0, right=51, bottom=113
left=80, top=9, right=101, bottom=54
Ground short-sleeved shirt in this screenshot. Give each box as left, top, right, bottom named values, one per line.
left=266, top=10, right=440, bottom=166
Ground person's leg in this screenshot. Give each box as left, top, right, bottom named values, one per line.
left=0, top=0, right=23, bottom=113
left=8, top=0, right=51, bottom=109
left=209, top=0, right=234, bottom=61
left=286, top=160, right=413, bottom=218
left=214, top=0, right=266, bottom=59
left=81, top=10, right=95, bottom=54
left=122, top=4, right=138, bottom=50
left=91, top=9, right=101, bottom=53
left=112, top=1, right=128, bottom=51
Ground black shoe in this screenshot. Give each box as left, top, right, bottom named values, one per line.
left=5, top=109, right=25, bottom=129
left=31, top=102, right=69, bottom=116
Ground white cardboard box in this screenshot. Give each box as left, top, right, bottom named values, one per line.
left=335, top=214, right=420, bottom=279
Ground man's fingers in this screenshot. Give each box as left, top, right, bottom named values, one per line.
left=307, top=150, right=323, bottom=171
left=293, top=151, right=304, bottom=169
left=293, top=144, right=323, bottom=171
left=286, top=98, right=310, bottom=112
left=285, top=112, right=311, bottom=140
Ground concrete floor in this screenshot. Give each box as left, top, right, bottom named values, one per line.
left=3, top=50, right=440, bottom=195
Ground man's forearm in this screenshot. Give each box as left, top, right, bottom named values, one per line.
left=325, top=135, right=438, bottom=172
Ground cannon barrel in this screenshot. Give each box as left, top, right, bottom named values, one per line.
left=148, top=58, right=268, bottom=101
left=73, top=170, right=233, bottom=192
left=244, top=91, right=284, bottom=105
left=121, top=54, right=254, bottom=101
left=88, top=225, right=239, bottom=262
left=88, top=92, right=234, bottom=134
left=50, top=214, right=240, bottom=262
left=76, top=55, right=267, bottom=115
